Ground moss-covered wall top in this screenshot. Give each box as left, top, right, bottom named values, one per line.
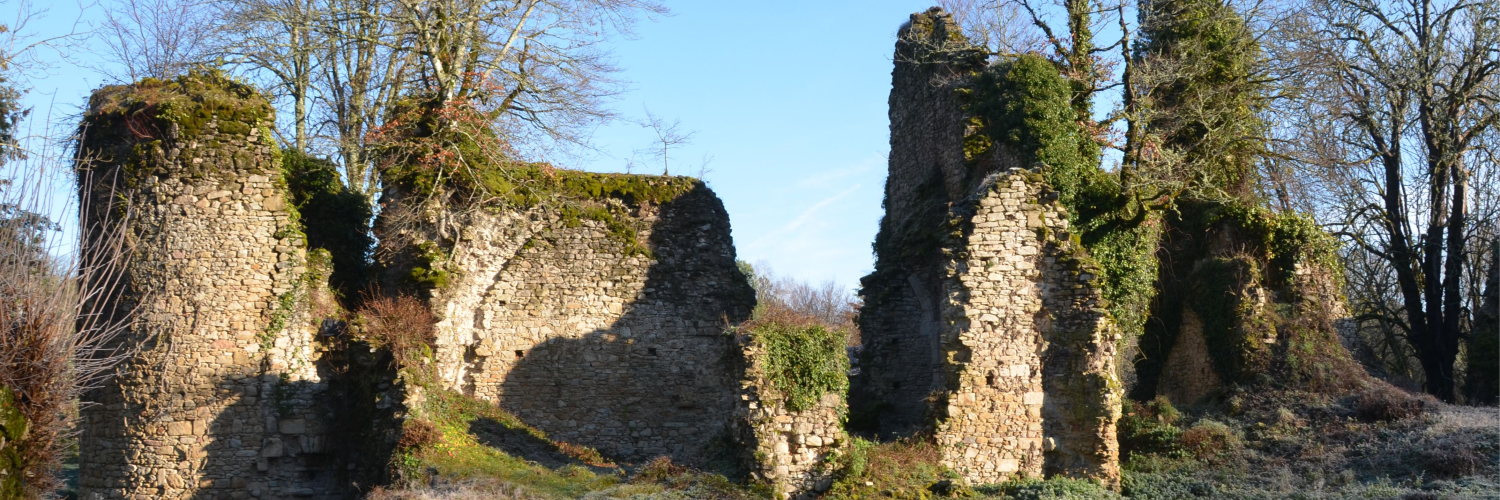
left=78, top=72, right=276, bottom=183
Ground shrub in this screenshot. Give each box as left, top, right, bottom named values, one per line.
left=1179, top=419, right=1239, bottom=460
left=555, top=442, right=612, bottom=468
left=1423, top=445, right=1483, bottom=479
left=985, top=476, right=1121, bottom=499
left=358, top=294, right=437, bottom=382
left=400, top=419, right=443, bottom=450
left=633, top=456, right=689, bottom=483
left=281, top=149, right=373, bottom=295
left=0, top=165, right=136, bottom=497
left=1118, top=396, right=1184, bottom=458
left=1354, top=384, right=1428, bottom=422
left=743, top=313, right=850, bottom=413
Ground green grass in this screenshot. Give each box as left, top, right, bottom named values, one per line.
left=393, top=389, right=769, bottom=500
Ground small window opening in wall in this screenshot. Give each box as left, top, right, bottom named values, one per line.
left=514, top=350, right=525, bottom=359
left=986, top=371, right=996, bottom=387
left=648, top=347, right=658, bottom=356
left=892, top=382, right=902, bottom=390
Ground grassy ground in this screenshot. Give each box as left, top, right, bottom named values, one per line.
left=372, top=389, right=770, bottom=500
left=55, top=386, right=1498, bottom=499
left=369, top=384, right=1500, bottom=499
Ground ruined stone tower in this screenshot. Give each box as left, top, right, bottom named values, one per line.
left=374, top=171, right=757, bottom=465
left=76, top=76, right=340, bottom=499
left=854, top=8, right=1121, bottom=486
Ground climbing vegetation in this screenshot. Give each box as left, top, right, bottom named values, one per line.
left=746, top=316, right=850, bottom=413
left=281, top=150, right=373, bottom=295
left=963, top=53, right=1162, bottom=341
left=1133, top=0, right=1268, bottom=199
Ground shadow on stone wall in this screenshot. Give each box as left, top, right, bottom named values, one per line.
left=495, top=186, right=755, bottom=470
left=186, top=364, right=342, bottom=499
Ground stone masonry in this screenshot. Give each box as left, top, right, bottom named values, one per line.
left=935, top=173, right=1120, bottom=485
left=732, top=338, right=847, bottom=499
left=854, top=7, right=989, bottom=439
left=376, top=180, right=756, bottom=465
left=76, top=80, right=340, bottom=498
left=856, top=8, right=1121, bottom=487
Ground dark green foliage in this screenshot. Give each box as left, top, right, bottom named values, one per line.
left=281, top=149, right=373, bottom=294
left=0, top=387, right=25, bottom=498
left=963, top=54, right=1162, bottom=342
left=1137, top=0, right=1267, bottom=197
left=1190, top=257, right=1273, bottom=383
left=964, top=54, right=1105, bottom=213
left=749, top=320, right=850, bottom=413
left=408, top=241, right=452, bottom=291
left=0, top=76, right=26, bottom=164
left=1134, top=199, right=1352, bottom=397
left=1118, top=396, right=1185, bottom=459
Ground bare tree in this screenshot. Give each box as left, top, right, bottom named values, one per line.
left=317, top=0, right=413, bottom=197
left=638, top=107, right=692, bottom=176
left=740, top=261, right=862, bottom=346
left=97, top=0, right=217, bottom=81
left=376, top=0, right=667, bottom=158
left=0, top=140, right=138, bottom=498
left=1273, top=0, right=1500, bottom=401
left=216, top=0, right=324, bottom=151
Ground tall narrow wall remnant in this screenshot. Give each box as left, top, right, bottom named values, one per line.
left=936, top=173, right=1119, bottom=484
left=855, top=7, right=987, bottom=439
left=733, top=335, right=848, bottom=499
left=374, top=172, right=755, bottom=465
left=855, top=7, right=1121, bottom=487
left=76, top=75, right=341, bottom=498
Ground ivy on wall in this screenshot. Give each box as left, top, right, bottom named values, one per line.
left=748, top=321, right=850, bottom=413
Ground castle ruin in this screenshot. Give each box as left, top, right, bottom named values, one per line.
left=76, top=78, right=342, bottom=499
left=73, top=9, right=1127, bottom=498
left=853, top=8, right=1121, bottom=486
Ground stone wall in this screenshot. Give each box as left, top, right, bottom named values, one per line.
left=856, top=8, right=1121, bottom=488
left=854, top=7, right=987, bottom=438
left=76, top=79, right=341, bottom=499
left=934, top=173, right=1119, bottom=486
left=732, top=338, right=846, bottom=499
left=375, top=179, right=755, bottom=465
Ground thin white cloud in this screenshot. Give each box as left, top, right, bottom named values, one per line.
left=745, top=183, right=863, bottom=250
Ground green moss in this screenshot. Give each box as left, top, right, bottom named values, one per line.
left=408, top=241, right=453, bottom=290
left=79, top=71, right=274, bottom=182
left=0, top=387, right=26, bottom=498
left=1191, top=257, right=1273, bottom=382
left=747, top=321, right=850, bottom=413
left=282, top=149, right=373, bottom=294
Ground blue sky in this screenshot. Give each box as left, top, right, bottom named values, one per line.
left=12, top=0, right=943, bottom=291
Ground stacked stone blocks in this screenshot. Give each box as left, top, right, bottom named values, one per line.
left=76, top=80, right=339, bottom=499
left=733, top=339, right=847, bottom=499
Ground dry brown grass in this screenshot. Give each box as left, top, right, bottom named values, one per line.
left=399, top=419, right=443, bottom=451
left=1354, top=383, right=1434, bottom=422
